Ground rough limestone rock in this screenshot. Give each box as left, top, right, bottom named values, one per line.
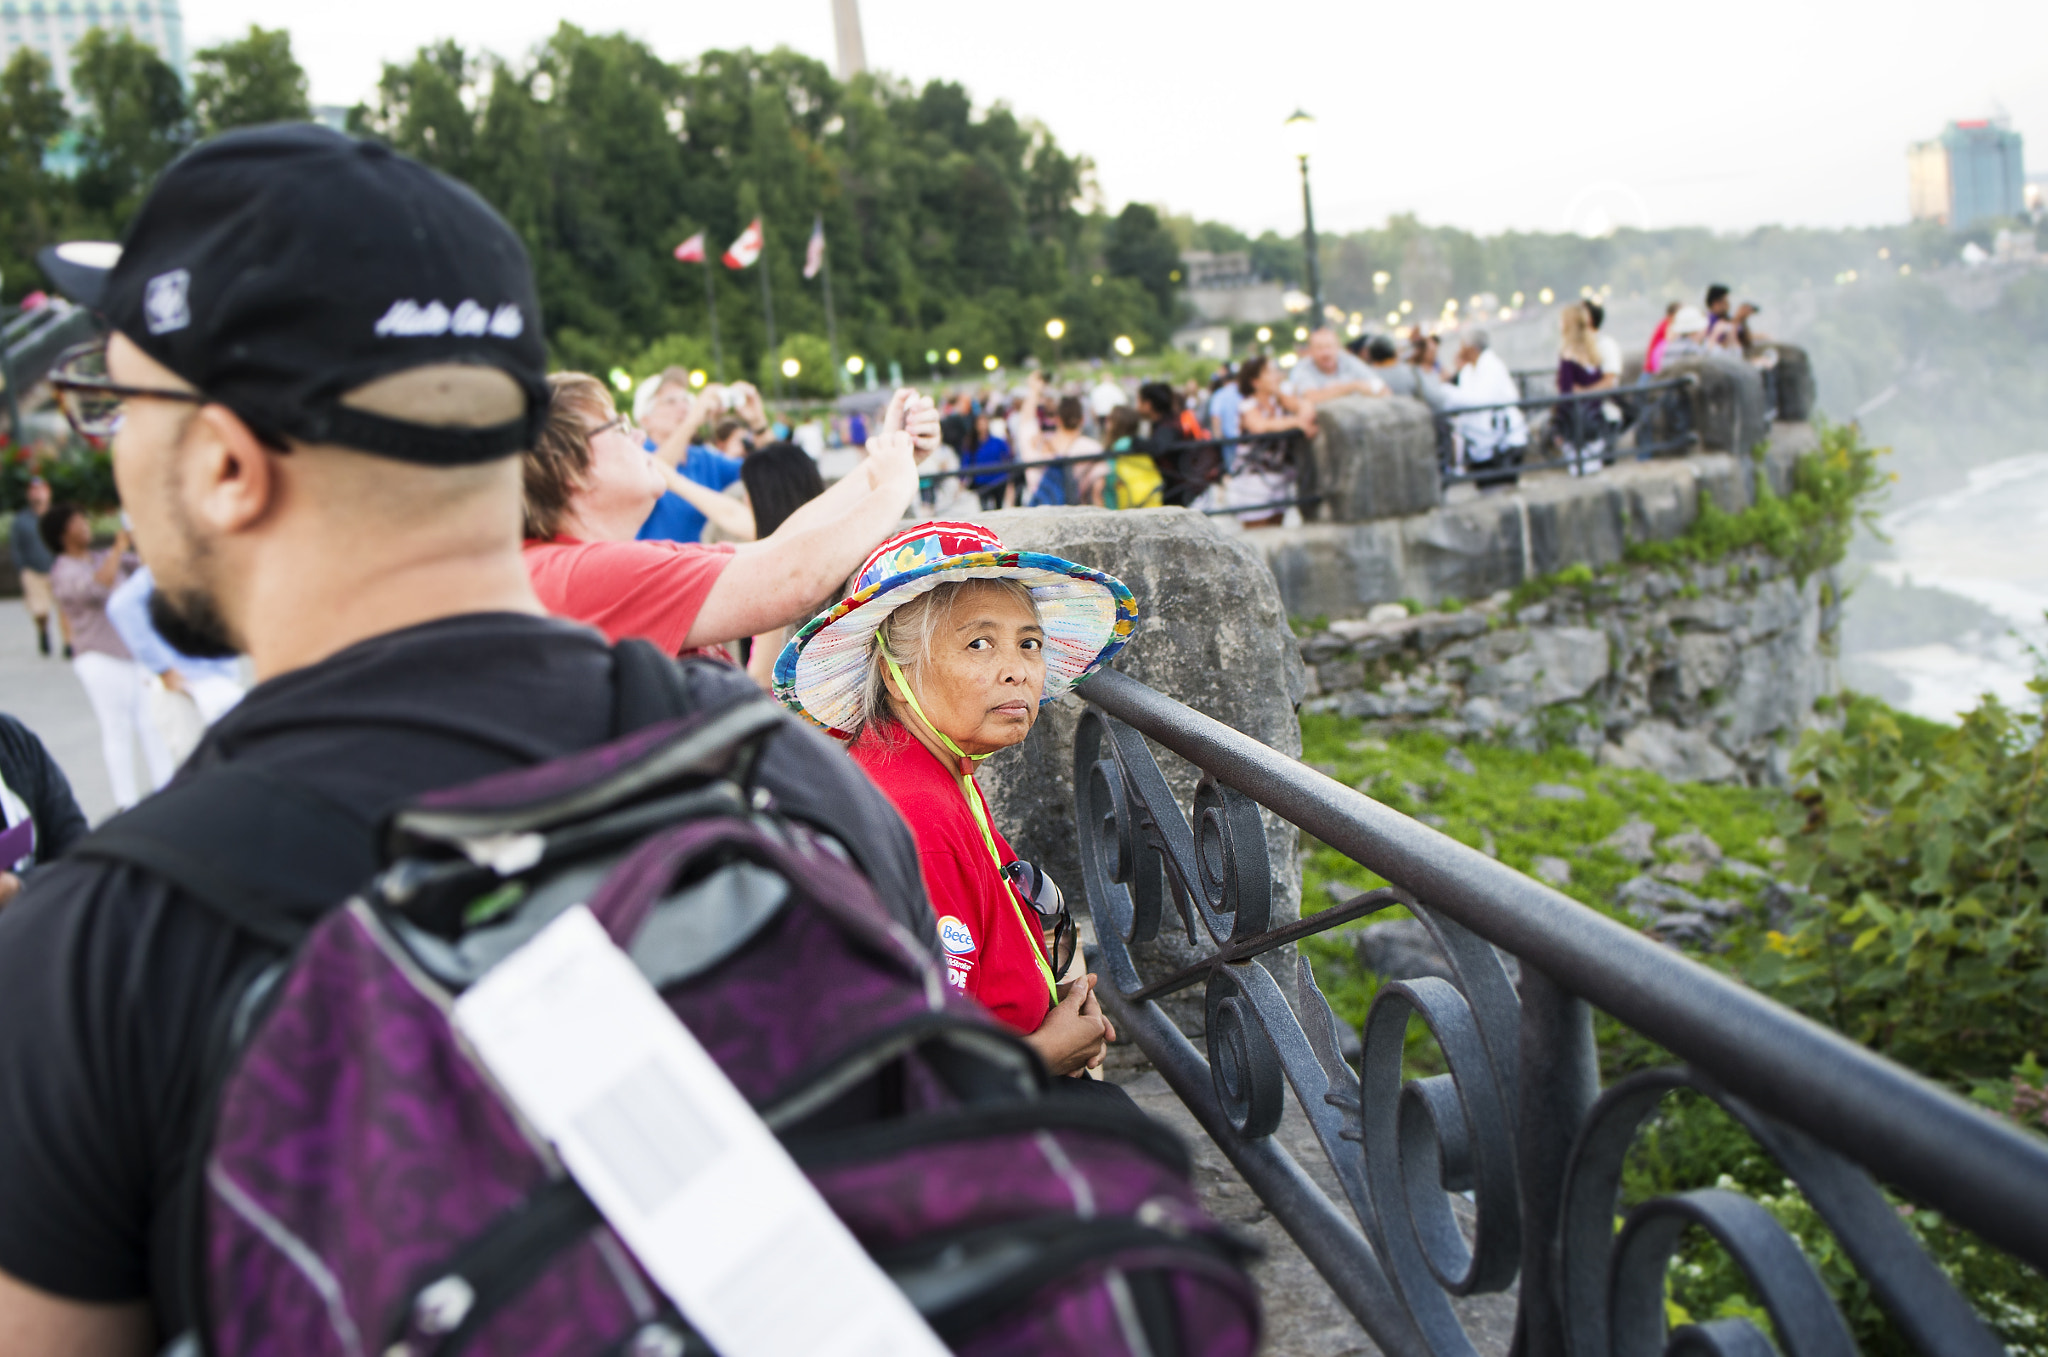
left=1461, top=626, right=1609, bottom=714
left=966, top=507, right=1307, bottom=1031
left=1599, top=720, right=1741, bottom=783
left=1767, top=344, right=1816, bottom=422
left=1672, top=633, right=1738, bottom=700
left=1309, top=394, right=1442, bottom=522
left=1659, top=355, right=1770, bottom=456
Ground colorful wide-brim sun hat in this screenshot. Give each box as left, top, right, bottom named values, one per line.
left=775, top=521, right=1138, bottom=740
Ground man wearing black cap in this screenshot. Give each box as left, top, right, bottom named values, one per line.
left=0, top=125, right=928, bottom=1351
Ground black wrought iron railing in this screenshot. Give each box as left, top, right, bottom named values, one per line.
left=1435, top=377, right=1698, bottom=488
left=917, top=430, right=1320, bottom=517
left=1069, top=667, right=2048, bottom=1357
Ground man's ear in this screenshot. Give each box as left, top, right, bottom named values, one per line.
left=182, top=404, right=281, bottom=535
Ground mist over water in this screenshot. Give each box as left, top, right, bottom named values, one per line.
left=1842, top=452, right=2048, bottom=723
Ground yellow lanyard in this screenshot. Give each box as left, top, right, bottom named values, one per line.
left=885, top=654, right=1059, bottom=1003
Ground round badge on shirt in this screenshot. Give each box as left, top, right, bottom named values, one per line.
left=937, top=916, right=975, bottom=955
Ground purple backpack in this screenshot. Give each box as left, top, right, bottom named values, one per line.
left=86, top=643, right=1259, bottom=1356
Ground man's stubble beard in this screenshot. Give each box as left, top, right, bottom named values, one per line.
left=143, top=428, right=241, bottom=661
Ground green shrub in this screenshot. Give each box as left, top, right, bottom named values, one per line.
left=1626, top=1091, right=2048, bottom=1356
left=1625, top=420, right=1890, bottom=583
left=1731, top=679, right=2048, bottom=1080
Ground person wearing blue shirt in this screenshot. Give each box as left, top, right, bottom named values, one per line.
left=1208, top=376, right=1245, bottom=471
left=633, top=372, right=767, bottom=543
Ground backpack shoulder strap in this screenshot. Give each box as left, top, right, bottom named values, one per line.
left=611, top=637, right=693, bottom=735
left=70, top=767, right=376, bottom=950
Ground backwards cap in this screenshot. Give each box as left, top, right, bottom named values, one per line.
left=62, top=123, right=549, bottom=465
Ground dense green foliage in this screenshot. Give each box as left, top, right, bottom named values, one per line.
left=343, top=29, right=1180, bottom=379
left=191, top=26, right=311, bottom=138
left=1622, top=419, right=1890, bottom=583
left=0, top=26, right=311, bottom=296
left=1732, top=683, right=2048, bottom=1080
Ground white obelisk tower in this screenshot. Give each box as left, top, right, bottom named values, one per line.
left=833, top=0, right=867, bottom=80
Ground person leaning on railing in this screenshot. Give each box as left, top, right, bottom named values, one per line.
left=1443, top=327, right=1528, bottom=487
left=1138, top=380, right=1221, bottom=507
left=1232, top=356, right=1313, bottom=526
left=774, top=520, right=1141, bottom=1091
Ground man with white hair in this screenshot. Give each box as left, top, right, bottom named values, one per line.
left=1282, top=326, right=1386, bottom=406
left=1443, top=328, right=1527, bottom=486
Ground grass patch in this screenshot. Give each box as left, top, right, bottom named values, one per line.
left=1295, top=712, right=1784, bottom=1035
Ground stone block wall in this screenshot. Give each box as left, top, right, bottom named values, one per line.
left=1296, top=548, right=1838, bottom=787
left=1255, top=426, right=1812, bottom=620
left=1308, top=394, right=1441, bottom=522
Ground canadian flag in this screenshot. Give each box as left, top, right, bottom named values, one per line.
left=673, top=232, right=706, bottom=263
left=722, top=218, right=763, bottom=270
left=803, top=216, right=826, bottom=280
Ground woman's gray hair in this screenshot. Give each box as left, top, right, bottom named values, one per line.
left=849, top=578, right=1041, bottom=741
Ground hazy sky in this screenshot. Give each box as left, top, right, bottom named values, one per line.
left=184, top=0, right=2046, bottom=238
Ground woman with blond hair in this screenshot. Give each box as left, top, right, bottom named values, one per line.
left=1555, top=302, right=1615, bottom=473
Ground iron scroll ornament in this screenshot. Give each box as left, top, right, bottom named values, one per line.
left=1069, top=701, right=2010, bottom=1357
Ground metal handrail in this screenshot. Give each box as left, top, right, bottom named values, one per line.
left=1436, top=375, right=1698, bottom=485
left=916, top=430, right=1300, bottom=488
left=1068, top=666, right=2045, bottom=1355
left=1434, top=374, right=1694, bottom=421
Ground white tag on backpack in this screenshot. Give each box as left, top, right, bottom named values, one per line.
left=452, top=904, right=948, bottom=1357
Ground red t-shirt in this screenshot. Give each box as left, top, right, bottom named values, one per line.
left=524, top=537, right=735, bottom=655
left=850, top=726, right=1055, bottom=1037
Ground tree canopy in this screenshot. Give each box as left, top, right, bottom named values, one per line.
left=192, top=25, right=312, bottom=138
left=345, top=27, right=1180, bottom=380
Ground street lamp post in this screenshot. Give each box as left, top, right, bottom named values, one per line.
left=1283, top=110, right=1322, bottom=321
left=1045, top=317, right=1064, bottom=369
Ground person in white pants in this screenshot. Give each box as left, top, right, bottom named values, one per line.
left=43, top=504, right=170, bottom=810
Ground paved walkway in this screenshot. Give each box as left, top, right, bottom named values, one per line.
left=0, top=598, right=122, bottom=823
left=1105, top=1040, right=1516, bottom=1357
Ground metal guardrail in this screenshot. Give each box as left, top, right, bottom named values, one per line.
left=916, top=430, right=1300, bottom=489
left=919, top=430, right=1317, bottom=517
left=1436, top=376, right=1698, bottom=487
left=1070, top=667, right=2047, bottom=1357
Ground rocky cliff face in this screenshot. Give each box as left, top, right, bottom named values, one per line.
left=1297, top=549, right=1838, bottom=786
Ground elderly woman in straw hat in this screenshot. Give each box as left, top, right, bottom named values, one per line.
left=776, top=521, right=1138, bottom=1083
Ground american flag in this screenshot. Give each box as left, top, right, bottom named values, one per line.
left=803, top=217, right=826, bottom=280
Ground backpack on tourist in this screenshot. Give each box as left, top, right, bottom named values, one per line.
left=80, top=641, right=1260, bottom=1356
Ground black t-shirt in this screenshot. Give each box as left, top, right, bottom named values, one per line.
left=0, top=612, right=934, bottom=1337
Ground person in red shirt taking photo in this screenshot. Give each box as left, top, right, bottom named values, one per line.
left=522, top=374, right=936, bottom=655
left=775, top=521, right=1140, bottom=1087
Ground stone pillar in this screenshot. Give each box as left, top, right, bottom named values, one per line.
left=1765, top=343, right=1816, bottom=422
left=967, top=506, right=1309, bottom=1030
left=1659, top=356, right=1770, bottom=455
left=1310, top=395, right=1442, bottom=523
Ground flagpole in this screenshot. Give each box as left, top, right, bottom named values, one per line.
left=703, top=260, right=724, bottom=383
left=821, top=237, right=843, bottom=395
left=759, top=223, right=780, bottom=404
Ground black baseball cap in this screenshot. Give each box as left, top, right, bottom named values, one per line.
left=56, top=122, right=548, bottom=465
